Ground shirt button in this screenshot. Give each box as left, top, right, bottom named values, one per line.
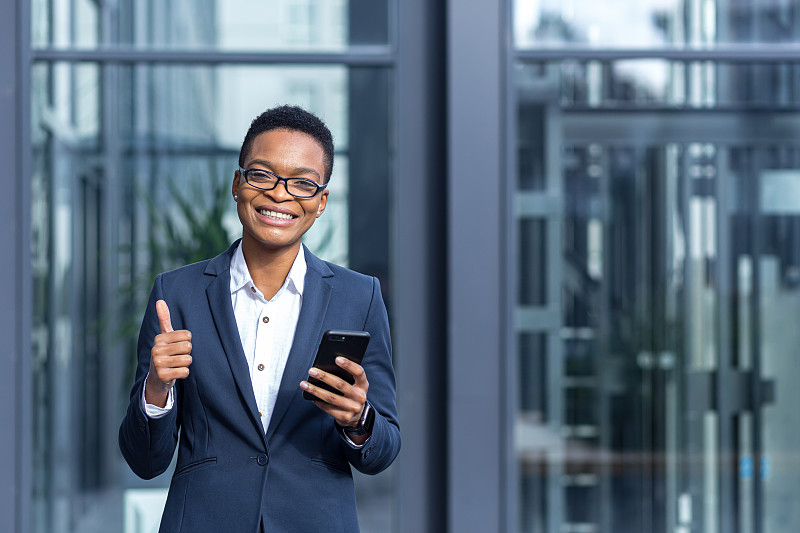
left=251, top=286, right=256, bottom=293
left=258, top=364, right=265, bottom=371
left=262, top=316, right=269, bottom=323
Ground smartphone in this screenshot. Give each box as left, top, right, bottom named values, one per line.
left=303, top=330, right=371, bottom=401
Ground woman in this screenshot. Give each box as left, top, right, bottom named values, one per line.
left=119, top=105, right=400, bottom=533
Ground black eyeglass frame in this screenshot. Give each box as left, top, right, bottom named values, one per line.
left=238, top=167, right=328, bottom=199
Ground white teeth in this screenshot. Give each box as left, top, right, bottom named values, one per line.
left=258, top=209, right=294, bottom=220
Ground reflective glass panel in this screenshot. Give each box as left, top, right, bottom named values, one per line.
left=31, top=61, right=393, bottom=533
left=32, top=0, right=391, bottom=50
left=517, top=59, right=800, bottom=109
left=515, top=56, right=800, bottom=533
left=514, top=0, right=800, bottom=48
left=758, top=160, right=800, bottom=533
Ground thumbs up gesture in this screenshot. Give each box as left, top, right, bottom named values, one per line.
left=145, top=299, right=193, bottom=408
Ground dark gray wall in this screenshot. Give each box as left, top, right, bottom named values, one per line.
left=394, top=1, right=448, bottom=532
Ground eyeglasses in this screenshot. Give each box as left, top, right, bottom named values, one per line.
left=238, top=167, right=327, bottom=199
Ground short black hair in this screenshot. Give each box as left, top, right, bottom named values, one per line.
left=238, top=105, right=335, bottom=182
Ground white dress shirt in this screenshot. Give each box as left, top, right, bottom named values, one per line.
left=143, top=243, right=304, bottom=434
left=229, top=242, right=305, bottom=432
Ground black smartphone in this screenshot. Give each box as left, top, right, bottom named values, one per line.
left=303, top=330, right=371, bottom=401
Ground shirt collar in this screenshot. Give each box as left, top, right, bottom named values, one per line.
left=286, top=245, right=307, bottom=295
left=230, top=242, right=307, bottom=297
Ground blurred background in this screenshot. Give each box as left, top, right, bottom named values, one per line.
left=4, top=1, right=800, bottom=532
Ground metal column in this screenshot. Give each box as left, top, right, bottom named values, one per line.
left=0, top=1, right=32, bottom=532
left=447, top=2, right=506, bottom=532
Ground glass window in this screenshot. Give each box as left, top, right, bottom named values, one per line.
left=514, top=0, right=800, bottom=48
left=758, top=162, right=800, bottom=533
left=517, top=59, right=800, bottom=109
left=513, top=43, right=800, bottom=533
left=31, top=60, right=393, bottom=533
left=33, top=0, right=391, bottom=51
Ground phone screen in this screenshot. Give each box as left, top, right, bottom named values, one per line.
left=303, top=330, right=370, bottom=401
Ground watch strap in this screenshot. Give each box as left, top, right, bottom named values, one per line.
left=343, top=401, right=374, bottom=436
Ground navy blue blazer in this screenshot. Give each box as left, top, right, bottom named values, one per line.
left=119, top=241, right=400, bottom=533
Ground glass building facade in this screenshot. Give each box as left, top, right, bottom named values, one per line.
left=510, top=2, right=800, bottom=532
left=4, top=1, right=800, bottom=532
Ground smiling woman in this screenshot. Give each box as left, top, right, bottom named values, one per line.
left=119, top=105, right=400, bottom=533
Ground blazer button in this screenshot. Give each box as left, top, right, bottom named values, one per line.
left=257, top=453, right=268, bottom=466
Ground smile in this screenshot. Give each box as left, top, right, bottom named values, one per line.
left=257, top=209, right=296, bottom=220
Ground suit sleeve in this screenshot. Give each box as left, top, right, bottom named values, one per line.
left=118, top=274, right=182, bottom=480
left=341, top=276, right=401, bottom=474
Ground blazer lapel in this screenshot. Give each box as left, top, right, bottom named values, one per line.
left=205, top=241, right=266, bottom=442
left=266, top=247, right=333, bottom=441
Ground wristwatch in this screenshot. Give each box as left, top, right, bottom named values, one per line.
left=343, top=401, right=375, bottom=437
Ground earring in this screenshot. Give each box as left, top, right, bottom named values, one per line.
left=234, top=194, right=238, bottom=201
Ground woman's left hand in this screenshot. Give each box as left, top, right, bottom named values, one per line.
left=300, top=356, right=370, bottom=437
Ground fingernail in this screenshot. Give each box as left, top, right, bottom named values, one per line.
left=336, top=357, right=346, bottom=364
left=308, top=368, right=319, bottom=377
left=300, top=381, right=309, bottom=390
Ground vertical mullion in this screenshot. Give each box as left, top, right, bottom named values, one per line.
left=750, top=147, right=764, bottom=533
left=503, top=8, right=519, bottom=533
left=681, top=142, right=703, bottom=533
left=0, top=1, right=32, bottom=533
left=544, top=102, right=564, bottom=533
left=715, top=139, right=736, bottom=533
left=99, top=0, right=123, bottom=494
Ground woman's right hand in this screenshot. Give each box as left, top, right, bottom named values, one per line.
left=145, top=299, right=193, bottom=407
